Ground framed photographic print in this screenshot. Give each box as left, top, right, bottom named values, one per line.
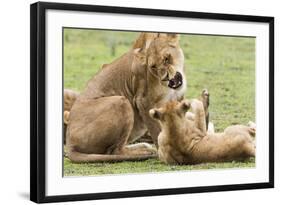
left=30, top=1, right=274, bottom=203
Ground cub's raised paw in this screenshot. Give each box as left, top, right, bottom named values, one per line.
left=201, top=88, right=210, bottom=107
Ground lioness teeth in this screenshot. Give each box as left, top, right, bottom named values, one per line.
left=168, top=71, right=183, bottom=89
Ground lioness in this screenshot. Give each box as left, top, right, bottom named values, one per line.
left=66, top=33, right=186, bottom=163
left=149, top=99, right=255, bottom=165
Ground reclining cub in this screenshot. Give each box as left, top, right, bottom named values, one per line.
left=149, top=96, right=255, bottom=165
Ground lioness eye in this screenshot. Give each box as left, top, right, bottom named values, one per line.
left=151, top=64, right=157, bottom=69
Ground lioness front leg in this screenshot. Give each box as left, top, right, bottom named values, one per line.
left=139, top=112, right=162, bottom=147
left=66, top=96, right=156, bottom=163
left=124, top=143, right=157, bottom=155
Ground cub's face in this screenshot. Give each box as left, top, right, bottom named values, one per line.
left=146, top=35, right=185, bottom=90
left=149, top=100, right=190, bottom=125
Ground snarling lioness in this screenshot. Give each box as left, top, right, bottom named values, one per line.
left=66, top=33, right=186, bottom=163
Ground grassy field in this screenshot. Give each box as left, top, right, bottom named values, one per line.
left=63, top=28, right=255, bottom=176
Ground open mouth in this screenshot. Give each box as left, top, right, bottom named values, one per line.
left=167, top=72, right=183, bottom=89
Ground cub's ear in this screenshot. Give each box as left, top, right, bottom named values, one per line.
left=149, top=109, right=162, bottom=120
left=179, top=100, right=191, bottom=113
left=64, top=111, right=70, bottom=124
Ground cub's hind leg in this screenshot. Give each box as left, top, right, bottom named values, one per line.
left=186, top=89, right=211, bottom=134
left=199, top=88, right=210, bottom=130
left=189, top=99, right=207, bottom=134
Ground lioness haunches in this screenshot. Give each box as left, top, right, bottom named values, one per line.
left=66, top=33, right=187, bottom=163
left=149, top=97, right=255, bottom=165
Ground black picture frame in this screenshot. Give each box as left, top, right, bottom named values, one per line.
left=30, top=1, right=274, bottom=203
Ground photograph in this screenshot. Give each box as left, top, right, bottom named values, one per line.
left=63, top=29, right=256, bottom=176
left=30, top=2, right=273, bottom=202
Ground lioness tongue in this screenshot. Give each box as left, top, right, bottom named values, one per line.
left=168, top=72, right=183, bottom=89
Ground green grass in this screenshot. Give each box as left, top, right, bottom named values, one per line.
left=63, top=29, right=255, bottom=176
left=64, top=158, right=255, bottom=176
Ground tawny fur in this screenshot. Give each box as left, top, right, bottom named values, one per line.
left=66, top=32, right=186, bottom=163
left=64, top=89, right=79, bottom=111
left=185, top=89, right=210, bottom=135
left=63, top=89, right=79, bottom=144
left=150, top=100, right=255, bottom=165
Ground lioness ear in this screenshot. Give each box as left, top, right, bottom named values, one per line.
left=149, top=109, right=162, bottom=120
left=179, top=100, right=190, bottom=113
left=133, top=33, right=150, bottom=64
left=167, top=33, right=180, bottom=46
left=133, top=33, right=157, bottom=50
left=133, top=33, right=146, bottom=49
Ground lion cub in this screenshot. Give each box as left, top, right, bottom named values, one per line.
left=64, top=89, right=79, bottom=143
left=149, top=99, right=255, bottom=165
